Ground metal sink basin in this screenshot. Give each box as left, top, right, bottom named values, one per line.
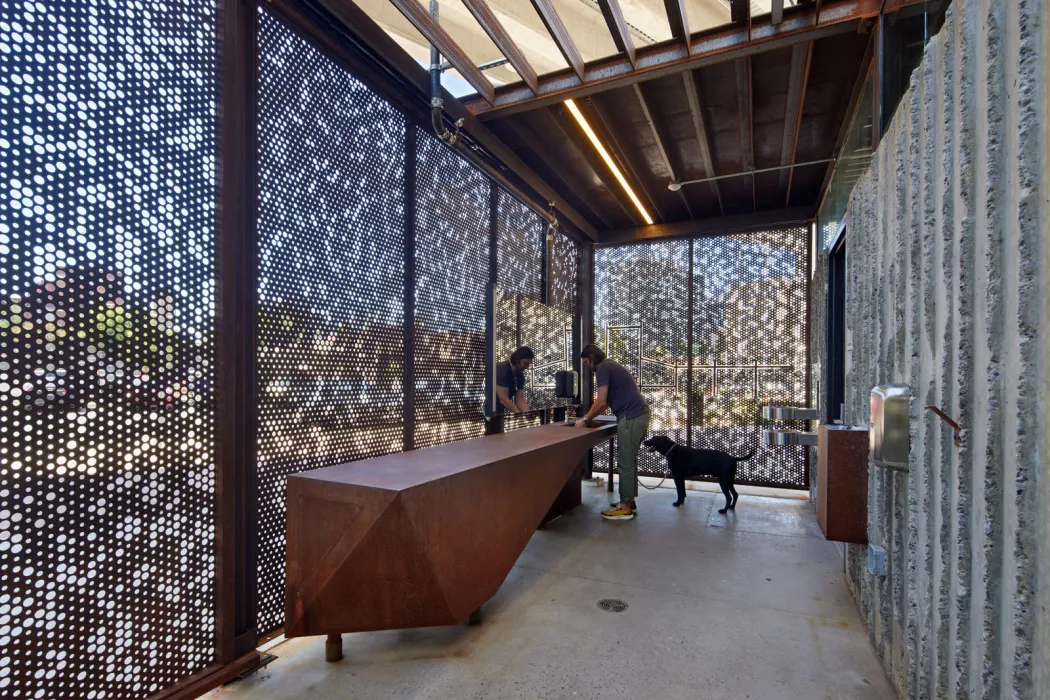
left=763, top=429, right=818, bottom=447
left=762, top=405, right=819, bottom=421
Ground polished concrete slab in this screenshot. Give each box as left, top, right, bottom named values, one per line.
left=207, top=483, right=894, bottom=700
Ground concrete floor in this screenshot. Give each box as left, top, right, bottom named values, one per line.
left=208, top=484, right=895, bottom=700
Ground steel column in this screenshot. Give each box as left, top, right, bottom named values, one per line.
left=404, top=126, right=418, bottom=452
left=215, top=0, right=261, bottom=669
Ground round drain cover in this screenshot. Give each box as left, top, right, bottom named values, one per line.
left=597, top=598, right=628, bottom=613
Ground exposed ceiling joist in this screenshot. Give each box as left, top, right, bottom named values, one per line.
left=544, top=107, right=643, bottom=226
left=460, top=0, right=539, bottom=94
left=771, top=0, right=785, bottom=25
left=632, top=84, right=694, bottom=219
left=464, top=0, right=902, bottom=120
left=599, top=207, right=817, bottom=245
left=817, top=28, right=876, bottom=213
left=530, top=0, right=586, bottom=81
left=681, top=71, right=723, bottom=215
left=315, top=0, right=598, bottom=239
left=730, top=0, right=751, bottom=23
left=597, top=0, right=636, bottom=68
left=664, top=0, right=692, bottom=52
left=780, top=41, right=813, bottom=206
left=512, top=116, right=616, bottom=229
left=386, top=0, right=495, bottom=104
left=735, top=56, right=755, bottom=211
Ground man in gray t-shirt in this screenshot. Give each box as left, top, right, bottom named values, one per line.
left=575, top=344, right=650, bottom=520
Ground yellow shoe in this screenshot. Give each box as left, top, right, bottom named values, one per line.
left=601, top=503, right=636, bottom=520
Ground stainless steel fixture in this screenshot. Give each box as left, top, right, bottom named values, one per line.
left=763, top=429, right=819, bottom=447
left=762, top=405, right=820, bottom=421
left=870, top=384, right=912, bottom=471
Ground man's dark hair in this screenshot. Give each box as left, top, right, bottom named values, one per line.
left=510, top=346, right=535, bottom=364
left=580, top=344, right=606, bottom=365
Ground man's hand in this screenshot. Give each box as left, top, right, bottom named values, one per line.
left=573, top=418, right=591, bottom=428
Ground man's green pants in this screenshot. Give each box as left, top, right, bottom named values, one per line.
left=616, top=409, right=650, bottom=502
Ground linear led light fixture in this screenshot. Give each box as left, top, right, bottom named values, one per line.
left=564, top=99, right=654, bottom=225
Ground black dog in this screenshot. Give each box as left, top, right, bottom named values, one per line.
left=643, top=435, right=756, bottom=514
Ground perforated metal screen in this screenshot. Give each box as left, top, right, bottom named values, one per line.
left=495, top=189, right=543, bottom=302
left=594, top=242, right=689, bottom=477
left=491, top=288, right=574, bottom=415
left=593, top=229, right=809, bottom=489
left=414, top=130, right=490, bottom=449
left=549, top=231, right=579, bottom=314
left=692, top=230, right=808, bottom=486
left=255, top=10, right=406, bottom=635
left=0, top=0, right=219, bottom=696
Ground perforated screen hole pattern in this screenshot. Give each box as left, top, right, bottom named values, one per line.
left=519, top=296, right=573, bottom=411
left=595, top=242, right=688, bottom=477
left=255, top=10, right=407, bottom=636
left=492, top=289, right=572, bottom=414
left=548, top=231, right=579, bottom=315
left=692, top=230, right=807, bottom=487
left=414, top=129, right=490, bottom=449
left=495, top=188, right=542, bottom=303
left=594, top=230, right=808, bottom=488
left=0, top=0, right=219, bottom=696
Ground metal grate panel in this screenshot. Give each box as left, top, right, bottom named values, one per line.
left=0, top=0, right=219, bottom=696
left=692, top=231, right=808, bottom=487
left=491, top=288, right=573, bottom=413
left=414, top=130, right=490, bottom=448
left=495, top=189, right=543, bottom=302
left=548, top=231, right=579, bottom=314
left=594, top=230, right=809, bottom=489
left=255, top=11, right=406, bottom=635
left=520, top=296, right=574, bottom=411
left=595, top=242, right=689, bottom=477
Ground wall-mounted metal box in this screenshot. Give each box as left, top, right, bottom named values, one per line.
left=870, top=385, right=912, bottom=470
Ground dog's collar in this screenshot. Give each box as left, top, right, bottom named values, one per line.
left=665, top=442, right=678, bottom=456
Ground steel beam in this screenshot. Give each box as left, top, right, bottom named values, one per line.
left=664, top=0, right=692, bottom=49
left=387, top=0, right=495, bottom=103
left=780, top=41, right=813, bottom=206
left=462, top=0, right=921, bottom=119
left=586, top=98, right=669, bottom=223
left=772, top=0, right=785, bottom=25
left=544, top=106, right=642, bottom=226
left=313, top=0, right=599, bottom=239
left=633, top=84, right=694, bottom=218
left=512, top=115, right=616, bottom=229
left=599, top=206, right=817, bottom=245
left=598, top=0, right=636, bottom=67
left=461, top=0, right=539, bottom=93
left=681, top=70, right=722, bottom=214
left=735, top=57, right=755, bottom=210
left=531, top=0, right=586, bottom=81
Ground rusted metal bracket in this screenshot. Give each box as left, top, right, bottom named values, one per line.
left=925, top=405, right=962, bottom=448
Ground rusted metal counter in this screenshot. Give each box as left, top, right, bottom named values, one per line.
left=283, top=422, right=615, bottom=659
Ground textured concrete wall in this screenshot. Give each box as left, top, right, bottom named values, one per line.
left=817, top=1, right=1050, bottom=697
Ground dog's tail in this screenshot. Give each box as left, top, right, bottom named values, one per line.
left=732, top=447, right=757, bottom=462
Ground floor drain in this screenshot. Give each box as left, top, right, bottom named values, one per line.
left=597, top=598, right=628, bottom=613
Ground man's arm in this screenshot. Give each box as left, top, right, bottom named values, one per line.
left=517, top=394, right=530, bottom=413
left=575, top=385, right=609, bottom=427
left=496, top=386, right=520, bottom=413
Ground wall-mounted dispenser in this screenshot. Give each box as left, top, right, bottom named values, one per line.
left=870, top=384, right=912, bottom=471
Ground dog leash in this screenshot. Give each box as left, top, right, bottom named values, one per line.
left=636, top=442, right=672, bottom=491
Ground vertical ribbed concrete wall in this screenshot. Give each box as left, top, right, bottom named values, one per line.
left=817, top=1, right=1050, bottom=698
